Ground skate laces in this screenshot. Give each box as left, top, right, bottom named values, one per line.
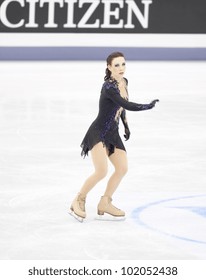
left=77, top=195, right=86, bottom=211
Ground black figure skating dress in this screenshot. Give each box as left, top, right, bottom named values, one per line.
left=81, top=78, right=156, bottom=157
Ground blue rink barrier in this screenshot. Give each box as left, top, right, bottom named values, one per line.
left=0, top=47, right=206, bottom=60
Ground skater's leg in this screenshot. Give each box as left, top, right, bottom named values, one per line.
left=97, top=148, right=128, bottom=217
left=104, top=148, right=128, bottom=197
left=70, top=143, right=108, bottom=220
left=79, top=142, right=108, bottom=196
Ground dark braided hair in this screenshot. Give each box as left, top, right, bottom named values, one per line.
left=104, top=52, right=125, bottom=81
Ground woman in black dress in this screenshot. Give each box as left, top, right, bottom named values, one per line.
left=70, top=52, right=159, bottom=221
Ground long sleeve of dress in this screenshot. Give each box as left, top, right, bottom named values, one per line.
left=106, top=87, right=154, bottom=111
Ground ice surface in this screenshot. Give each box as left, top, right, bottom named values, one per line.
left=0, top=61, right=206, bottom=260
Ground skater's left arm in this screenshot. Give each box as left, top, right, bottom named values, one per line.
left=121, top=109, right=130, bottom=141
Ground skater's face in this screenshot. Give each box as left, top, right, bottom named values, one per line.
left=108, top=56, right=126, bottom=81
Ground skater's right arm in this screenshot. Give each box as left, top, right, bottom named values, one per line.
left=106, top=85, right=159, bottom=111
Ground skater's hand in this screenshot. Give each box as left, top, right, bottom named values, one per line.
left=124, top=127, right=130, bottom=141
left=150, top=99, right=159, bottom=108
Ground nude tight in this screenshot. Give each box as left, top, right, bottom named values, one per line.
left=79, top=142, right=128, bottom=198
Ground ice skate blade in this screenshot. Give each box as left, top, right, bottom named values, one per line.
left=69, top=210, right=84, bottom=223
left=95, top=213, right=126, bottom=221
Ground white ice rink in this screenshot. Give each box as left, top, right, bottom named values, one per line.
left=0, top=61, right=206, bottom=260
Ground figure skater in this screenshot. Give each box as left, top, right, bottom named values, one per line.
left=70, top=51, right=159, bottom=222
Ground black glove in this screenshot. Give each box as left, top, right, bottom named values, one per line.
left=121, top=109, right=131, bottom=141
left=124, top=127, right=130, bottom=141
left=150, top=99, right=159, bottom=108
